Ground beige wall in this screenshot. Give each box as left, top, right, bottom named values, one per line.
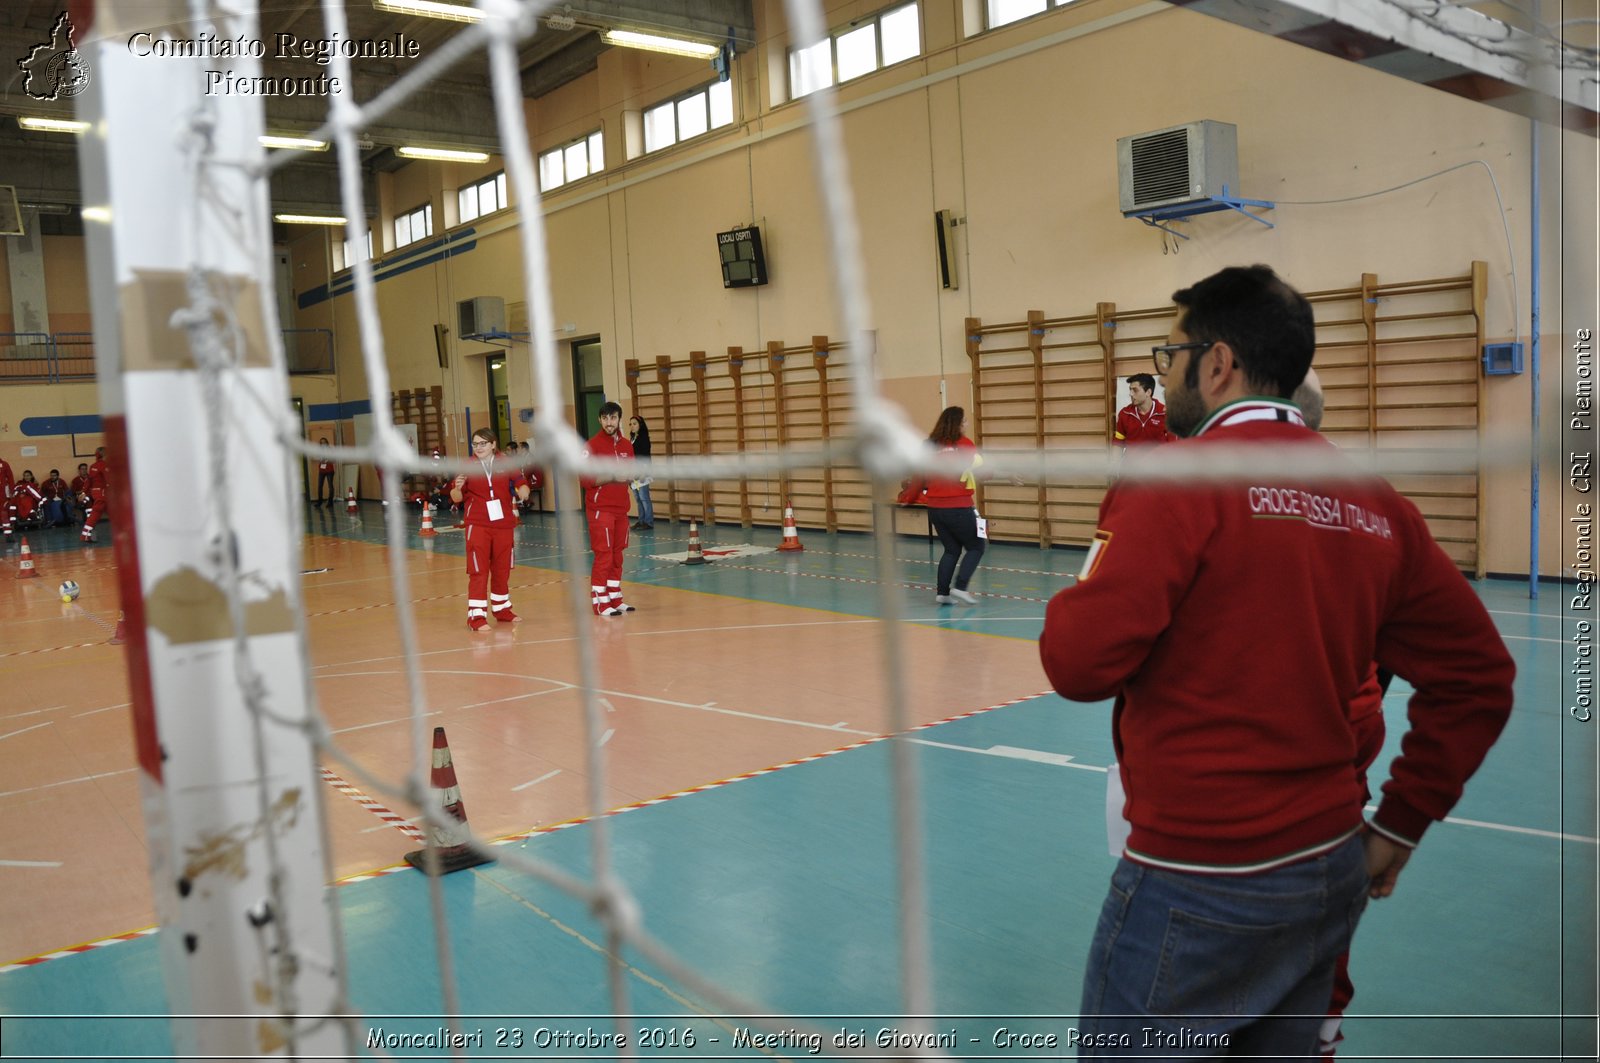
left=3, top=0, right=1593, bottom=575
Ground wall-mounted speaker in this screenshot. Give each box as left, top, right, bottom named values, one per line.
left=434, top=323, right=449, bottom=369
left=934, top=209, right=959, bottom=290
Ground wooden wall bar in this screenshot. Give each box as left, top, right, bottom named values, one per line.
left=622, top=263, right=1486, bottom=571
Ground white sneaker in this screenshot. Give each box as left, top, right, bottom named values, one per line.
left=935, top=594, right=954, bottom=604
left=950, top=589, right=978, bottom=604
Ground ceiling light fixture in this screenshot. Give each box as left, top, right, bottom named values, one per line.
left=372, top=0, right=483, bottom=23
left=396, top=145, right=491, bottom=163
left=18, top=116, right=88, bottom=133
left=601, top=29, right=719, bottom=58
left=80, top=206, right=112, bottom=223
left=274, top=213, right=348, bottom=226
left=261, top=134, right=330, bottom=151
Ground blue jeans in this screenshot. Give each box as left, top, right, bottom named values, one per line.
left=1077, top=834, right=1368, bottom=1058
left=929, top=506, right=984, bottom=594
left=633, top=483, right=653, bottom=525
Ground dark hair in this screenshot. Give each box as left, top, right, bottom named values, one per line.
left=1126, top=373, right=1156, bottom=392
left=471, top=427, right=496, bottom=445
left=1171, top=265, right=1314, bottom=398
left=629, top=415, right=652, bottom=455
left=929, top=406, right=966, bottom=445
left=598, top=401, right=623, bottom=418
left=49, top=468, right=59, bottom=476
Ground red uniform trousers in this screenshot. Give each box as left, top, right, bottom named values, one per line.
left=464, top=523, right=516, bottom=619
left=82, top=488, right=107, bottom=537
left=586, top=508, right=630, bottom=613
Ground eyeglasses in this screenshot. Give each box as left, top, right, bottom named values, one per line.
left=1152, top=341, right=1214, bottom=375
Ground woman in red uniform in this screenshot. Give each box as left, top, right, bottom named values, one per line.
left=449, top=428, right=531, bottom=631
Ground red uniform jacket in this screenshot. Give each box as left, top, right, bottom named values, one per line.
left=581, top=430, right=633, bottom=513
left=456, top=454, right=525, bottom=527
left=1113, top=400, right=1169, bottom=446
left=921, top=437, right=979, bottom=509
left=1040, top=398, right=1513, bottom=871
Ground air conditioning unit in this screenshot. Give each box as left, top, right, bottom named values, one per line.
left=1117, top=121, right=1239, bottom=214
left=457, top=296, right=506, bottom=337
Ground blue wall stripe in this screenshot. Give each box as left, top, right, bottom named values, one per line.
left=20, top=414, right=102, bottom=437
left=297, top=229, right=478, bottom=311
left=307, top=399, right=372, bottom=421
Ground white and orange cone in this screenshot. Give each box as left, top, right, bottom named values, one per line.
left=419, top=501, right=437, bottom=538
left=681, top=521, right=710, bottom=565
left=15, top=536, right=39, bottom=578
left=403, top=727, right=493, bottom=875
left=777, top=502, right=804, bottom=552
left=109, top=610, right=127, bottom=645
left=345, top=487, right=357, bottom=517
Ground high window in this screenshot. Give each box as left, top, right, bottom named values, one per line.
left=537, top=132, right=605, bottom=191
left=642, top=80, right=734, bottom=154
left=986, top=0, right=1076, bottom=30
left=788, top=2, right=921, bottom=100
left=457, top=171, right=508, bottom=222
left=394, top=202, right=432, bottom=249
left=334, top=229, right=372, bottom=272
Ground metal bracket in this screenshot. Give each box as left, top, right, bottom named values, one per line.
left=1128, top=186, right=1275, bottom=241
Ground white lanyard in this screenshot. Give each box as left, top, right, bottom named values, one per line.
left=480, top=455, right=496, bottom=497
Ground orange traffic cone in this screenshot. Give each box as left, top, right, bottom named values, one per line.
left=419, top=501, right=437, bottom=538
left=682, top=521, right=710, bottom=566
left=777, top=502, right=804, bottom=552
left=15, top=536, right=39, bottom=578
left=403, top=727, right=493, bottom=875
left=345, top=487, right=357, bottom=516
left=109, top=610, right=126, bottom=646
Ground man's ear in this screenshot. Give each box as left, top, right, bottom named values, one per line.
left=1202, top=340, right=1241, bottom=399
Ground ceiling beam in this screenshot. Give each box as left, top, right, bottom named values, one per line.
left=1167, top=0, right=1598, bottom=135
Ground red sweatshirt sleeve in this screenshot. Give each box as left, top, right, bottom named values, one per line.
left=1039, top=475, right=1213, bottom=701
left=1368, top=506, right=1515, bottom=847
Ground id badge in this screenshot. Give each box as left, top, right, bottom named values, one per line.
left=975, top=510, right=988, bottom=540
left=486, top=498, right=504, bottom=522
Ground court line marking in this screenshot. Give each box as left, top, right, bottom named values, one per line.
left=0, top=860, right=64, bottom=868
left=71, top=703, right=132, bottom=719
left=0, top=768, right=137, bottom=800
left=0, top=706, right=68, bottom=721
left=0, top=722, right=52, bottom=742
left=512, top=769, right=561, bottom=793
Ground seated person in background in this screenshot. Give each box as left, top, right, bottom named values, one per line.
left=426, top=448, right=454, bottom=514
left=10, top=470, right=45, bottom=529
left=40, top=469, right=72, bottom=525
left=517, top=442, right=542, bottom=512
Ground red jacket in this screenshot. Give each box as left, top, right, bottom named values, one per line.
left=455, top=453, right=525, bottom=527
left=1040, top=398, right=1513, bottom=871
left=922, top=437, right=979, bottom=509
left=581, top=429, right=633, bottom=513
left=1113, top=400, right=1170, bottom=446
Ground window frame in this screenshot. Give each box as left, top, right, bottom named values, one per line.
left=393, top=202, right=433, bottom=250
left=457, top=171, right=508, bottom=223
left=641, top=79, right=735, bottom=155
left=334, top=228, right=372, bottom=273
left=985, top=0, right=1075, bottom=32
left=786, top=1, right=922, bottom=101
left=536, top=130, right=605, bottom=192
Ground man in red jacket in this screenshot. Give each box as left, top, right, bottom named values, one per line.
left=581, top=402, right=636, bottom=616
left=1111, top=373, right=1169, bottom=447
left=1039, top=265, right=1513, bottom=1056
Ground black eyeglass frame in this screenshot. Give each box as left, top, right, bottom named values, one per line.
left=1151, top=341, right=1215, bottom=375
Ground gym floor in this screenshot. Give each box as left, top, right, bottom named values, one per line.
left=0, top=504, right=1592, bottom=1059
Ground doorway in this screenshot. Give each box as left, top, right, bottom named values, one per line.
left=486, top=355, right=510, bottom=448
left=572, top=338, right=604, bottom=439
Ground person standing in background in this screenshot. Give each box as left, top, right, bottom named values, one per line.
left=313, top=439, right=336, bottom=507
left=628, top=415, right=654, bottom=530
left=583, top=403, right=635, bottom=615
left=450, top=428, right=531, bottom=631
left=80, top=447, right=109, bottom=543
left=921, top=405, right=986, bottom=606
